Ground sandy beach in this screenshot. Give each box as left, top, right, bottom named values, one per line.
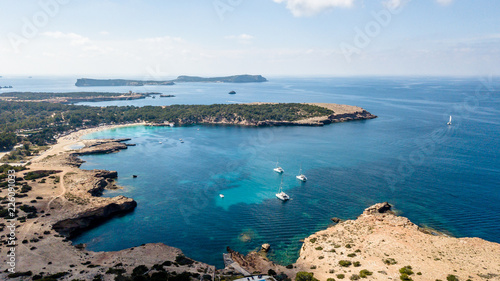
left=29, top=122, right=146, bottom=165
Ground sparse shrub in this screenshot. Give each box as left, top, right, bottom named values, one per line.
left=268, top=269, right=277, bottom=276
left=347, top=253, right=356, bottom=257
left=353, top=261, right=361, bottom=267
left=319, top=256, right=324, bottom=260
left=383, top=258, right=397, bottom=265
left=295, top=271, right=319, bottom=281
left=345, top=244, right=352, bottom=248
left=151, top=272, right=170, bottom=281
left=336, top=274, right=345, bottom=279
left=132, top=265, right=148, bottom=277
left=417, top=272, right=422, bottom=275
left=359, top=270, right=372, bottom=278
left=399, top=266, right=414, bottom=275
left=315, top=246, right=323, bottom=251
left=286, top=264, right=294, bottom=269
left=350, top=274, right=360, bottom=280
left=7, top=271, right=32, bottom=278
left=175, top=255, right=194, bottom=265
left=446, top=275, right=459, bottom=281
left=327, top=279, right=336, bottom=281
left=310, top=266, right=317, bottom=269
left=310, top=238, right=317, bottom=243
left=152, top=263, right=165, bottom=271
left=339, top=260, right=351, bottom=267
left=400, top=274, right=413, bottom=281
left=106, top=268, right=126, bottom=275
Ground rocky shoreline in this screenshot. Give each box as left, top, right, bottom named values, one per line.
left=2, top=116, right=499, bottom=281
left=147, top=103, right=377, bottom=127
left=0, top=138, right=220, bottom=280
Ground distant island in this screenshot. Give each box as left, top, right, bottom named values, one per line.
left=75, top=79, right=175, bottom=87
left=75, top=74, right=268, bottom=87
left=173, top=75, right=267, bottom=83
left=0, top=86, right=13, bottom=89
left=0, top=91, right=157, bottom=104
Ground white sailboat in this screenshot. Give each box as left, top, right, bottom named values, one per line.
left=447, top=116, right=452, bottom=125
left=273, top=161, right=284, bottom=173
left=276, top=177, right=290, bottom=201
left=219, top=194, right=224, bottom=198
left=296, top=166, right=307, bottom=182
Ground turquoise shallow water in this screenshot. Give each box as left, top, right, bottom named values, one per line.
left=3, top=76, right=497, bottom=268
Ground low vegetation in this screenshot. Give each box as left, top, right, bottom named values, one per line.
left=295, top=272, right=319, bottom=281
left=0, top=101, right=333, bottom=150
left=339, top=260, right=352, bottom=267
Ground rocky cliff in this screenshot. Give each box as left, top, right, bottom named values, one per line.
left=295, top=202, right=500, bottom=281
left=52, top=196, right=137, bottom=237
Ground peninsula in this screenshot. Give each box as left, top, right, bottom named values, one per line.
left=0, top=91, right=157, bottom=104
left=75, top=79, right=175, bottom=87
left=0, top=101, right=376, bottom=152
left=75, top=74, right=268, bottom=87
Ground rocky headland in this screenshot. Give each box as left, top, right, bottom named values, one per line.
left=0, top=92, right=156, bottom=103
left=146, top=103, right=377, bottom=127
left=0, top=138, right=217, bottom=280
left=294, top=203, right=500, bottom=281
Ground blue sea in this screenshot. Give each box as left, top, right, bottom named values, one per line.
left=1, top=76, right=499, bottom=268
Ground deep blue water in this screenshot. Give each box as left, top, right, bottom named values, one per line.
left=2, top=76, right=499, bottom=268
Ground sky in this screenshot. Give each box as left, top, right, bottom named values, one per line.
left=0, top=0, right=499, bottom=77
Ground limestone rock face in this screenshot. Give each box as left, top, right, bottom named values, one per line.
left=362, top=202, right=393, bottom=215
left=73, top=139, right=131, bottom=155
left=53, top=196, right=137, bottom=237
left=261, top=243, right=271, bottom=252
left=331, top=217, right=342, bottom=223
left=296, top=203, right=500, bottom=281
left=93, top=170, right=118, bottom=179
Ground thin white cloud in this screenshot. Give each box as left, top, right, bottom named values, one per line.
left=436, top=0, right=453, bottom=5
left=99, top=31, right=110, bottom=36
left=225, top=34, right=255, bottom=44
left=139, top=36, right=184, bottom=43
left=273, top=0, right=355, bottom=17
left=42, top=31, right=90, bottom=46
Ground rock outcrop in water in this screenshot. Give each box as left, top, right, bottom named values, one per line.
left=72, top=138, right=132, bottom=155
left=52, top=196, right=137, bottom=237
